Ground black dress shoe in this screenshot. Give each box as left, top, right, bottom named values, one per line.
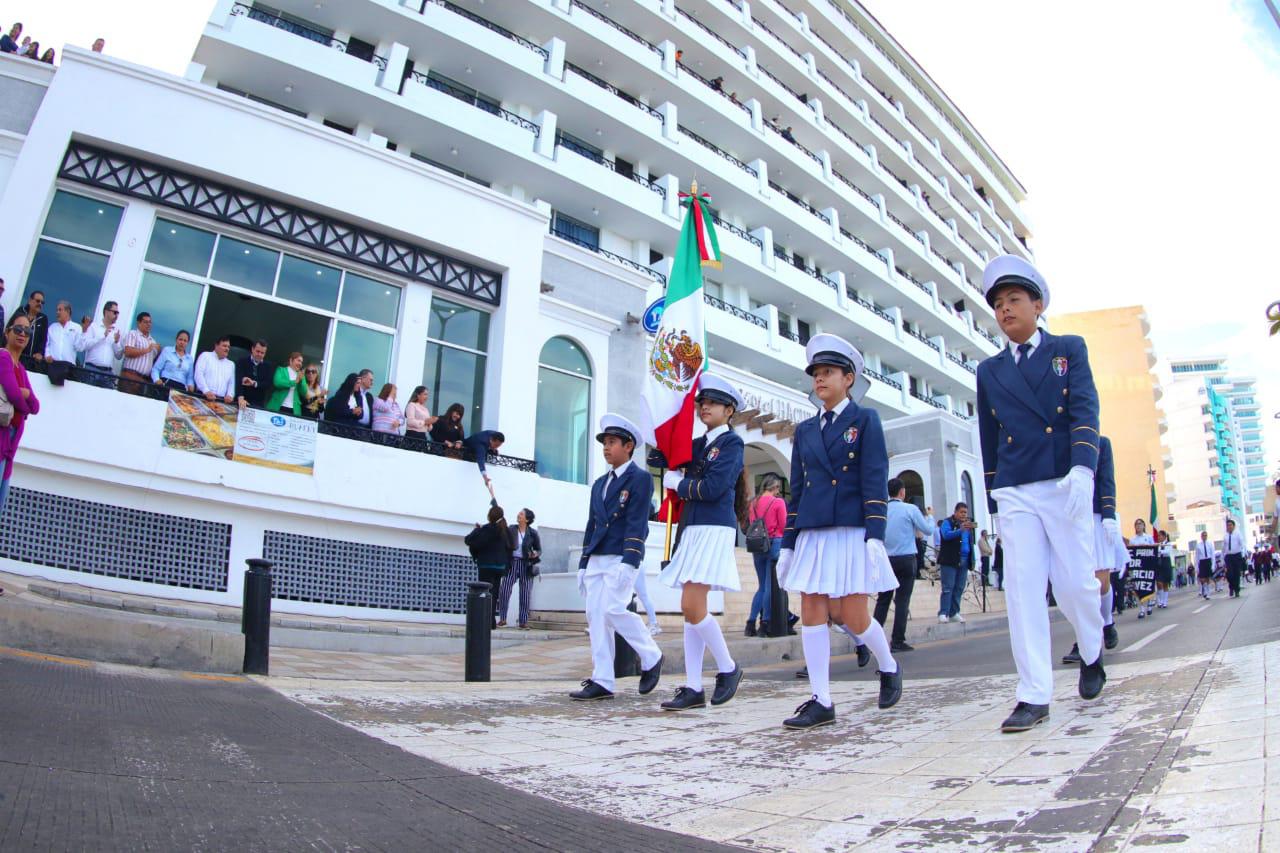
left=570, top=679, right=614, bottom=701
left=1062, top=643, right=1082, bottom=664
left=890, top=641, right=914, bottom=652
left=709, top=664, right=744, bottom=706
left=856, top=643, right=871, bottom=668
left=638, top=655, right=663, bottom=695
left=877, top=664, right=903, bottom=709
left=1000, top=701, right=1050, bottom=733
left=660, top=686, right=706, bottom=711
left=744, top=619, right=757, bottom=637
left=795, top=666, right=808, bottom=679
left=1079, top=653, right=1106, bottom=700
left=1103, top=624, right=1119, bottom=650
left=783, top=696, right=836, bottom=730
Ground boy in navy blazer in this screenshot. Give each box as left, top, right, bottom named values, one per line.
left=976, top=255, right=1106, bottom=733
left=570, top=414, right=664, bottom=701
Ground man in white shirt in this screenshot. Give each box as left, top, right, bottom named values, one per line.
left=1194, top=531, right=1216, bottom=599
left=76, top=300, right=124, bottom=387
left=194, top=335, right=236, bottom=403
left=1222, top=519, right=1246, bottom=598
left=44, top=299, right=81, bottom=367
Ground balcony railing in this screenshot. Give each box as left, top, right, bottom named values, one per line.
left=570, top=0, right=664, bottom=56
left=231, top=3, right=389, bottom=69
left=558, top=135, right=668, bottom=198
left=410, top=71, right=539, bottom=134
left=848, top=290, right=893, bottom=324
left=758, top=64, right=806, bottom=103
left=864, top=367, right=901, bottom=389
left=753, top=15, right=805, bottom=61
left=709, top=212, right=762, bottom=248
left=705, top=293, right=768, bottom=328
left=946, top=351, right=977, bottom=374
left=565, top=62, right=662, bottom=120
left=769, top=181, right=830, bottom=224
left=833, top=169, right=875, bottom=205
left=838, top=226, right=881, bottom=260
left=910, top=389, right=947, bottom=410
left=888, top=211, right=924, bottom=246
left=676, top=7, right=746, bottom=59
left=976, top=327, right=999, bottom=346
left=679, top=126, right=758, bottom=177
left=779, top=328, right=801, bottom=343
left=425, top=0, right=549, bottom=59
left=769, top=123, right=822, bottom=164
left=676, top=61, right=752, bottom=116
left=549, top=222, right=666, bottom=284
left=800, top=264, right=836, bottom=291
left=896, top=267, right=932, bottom=297
left=904, top=327, right=940, bottom=352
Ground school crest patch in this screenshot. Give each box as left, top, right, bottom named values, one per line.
left=618, top=489, right=629, bottom=505
left=1052, top=356, right=1068, bottom=377
left=843, top=427, right=859, bottom=444
left=708, top=447, right=721, bottom=461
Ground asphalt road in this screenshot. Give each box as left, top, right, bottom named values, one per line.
left=754, top=574, right=1280, bottom=683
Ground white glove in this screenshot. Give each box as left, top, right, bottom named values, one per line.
left=865, top=538, right=891, bottom=575
left=989, top=514, right=1000, bottom=538
left=1057, top=465, right=1094, bottom=520
left=776, top=548, right=794, bottom=580
left=1102, top=517, right=1122, bottom=548
left=662, top=470, right=683, bottom=491
left=576, top=569, right=587, bottom=598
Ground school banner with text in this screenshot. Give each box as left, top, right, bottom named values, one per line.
left=1126, top=545, right=1158, bottom=602
left=162, top=392, right=316, bottom=475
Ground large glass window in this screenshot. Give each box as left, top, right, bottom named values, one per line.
left=329, top=322, right=392, bottom=390
left=135, top=271, right=204, bottom=346
left=340, top=272, right=400, bottom=327
left=276, top=254, right=340, bottom=310
left=146, top=219, right=216, bottom=276
left=535, top=337, right=592, bottom=484
left=211, top=236, right=279, bottom=294
left=551, top=211, right=599, bottom=249
left=423, top=297, right=489, bottom=434
left=23, top=191, right=124, bottom=317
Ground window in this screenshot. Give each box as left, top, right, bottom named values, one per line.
left=211, top=236, right=279, bottom=294
left=134, top=271, right=203, bottom=347
left=276, top=255, right=340, bottom=311
left=429, top=71, right=500, bottom=114
left=535, top=337, right=592, bottom=484
left=340, top=272, right=400, bottom=327
left=329, top=322, right=392, bottom=390
left=551, top=211, right=599, bottom=249
left=23, top=190, right=124, bottom=317
left=960, top=472, right=974, bottom=515
left=423, top=297, right=489, bottom=434
left=147, top=219, right=216, bottom=276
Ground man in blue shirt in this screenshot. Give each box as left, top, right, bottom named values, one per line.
left=876, top=478, right=935, bottom=651
left=936, top=503, right=975, bottom=624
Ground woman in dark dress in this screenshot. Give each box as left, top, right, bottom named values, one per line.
left=465, top=505, right=510, bottom=629
left=430, top=401, right=465, bottom=449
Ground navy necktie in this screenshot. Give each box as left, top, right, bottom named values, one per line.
left=822, top=410, right=835, bottom=430
left=605, top=470, right=616, bottom=495
left=1017, top=342, right=1035, bottom=383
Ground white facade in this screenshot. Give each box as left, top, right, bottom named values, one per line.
left=0, top=0, right=1031, bottom=620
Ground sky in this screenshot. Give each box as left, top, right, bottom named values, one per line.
left=6, top=1, right=1279, bottom=473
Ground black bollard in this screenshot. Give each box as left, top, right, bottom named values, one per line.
left=465, top=581, right=493, bottom=682
left=241, top=558, right=273, bottom=675
left=613, top=595, right=640, bottom=679
left=767, top=561, right=789, bottom=638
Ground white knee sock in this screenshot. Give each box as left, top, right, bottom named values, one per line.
left=683, top=622, right=705, bottom=690
left=837, top=623, right=866, bottom=647
left=693, top=614, right=736, bottom=674
left=856, top=620, right=897, bottom=674
left=801, top=625, right=832, bottom=706
left=1101, top=588, right=1114, bottom=626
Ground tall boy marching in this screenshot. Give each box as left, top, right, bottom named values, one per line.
left=570, top=414, right=664, bottom=701
left=976, top=255, right=1106, bottom=733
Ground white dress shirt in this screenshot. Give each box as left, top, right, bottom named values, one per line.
left=1195, top=539, right=1216, bottom=562
left=818, top=397, right=849, bottom=428
left=1223, top=530, right=1244, bottom=555
left=1008, top=328, right=1043, bottom=362
left=45, top=320, right=81, bottom=363
left=77, top=321, right=124, bottom=370
left=194, top=351, right=235, bottom=398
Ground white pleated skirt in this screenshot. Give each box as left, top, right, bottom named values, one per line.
left=1092, top=515, right=1117, bottom=571
left=659, top=524, right=741, bottom=591
left=781, top=527, right=898, bottom=597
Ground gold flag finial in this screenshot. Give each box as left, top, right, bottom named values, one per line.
left=689, top=178, right=698, bottom=196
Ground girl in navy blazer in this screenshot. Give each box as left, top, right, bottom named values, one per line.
left=656, top=373, right=747, bottom=712
left=776, top=334, right=901, bottom=730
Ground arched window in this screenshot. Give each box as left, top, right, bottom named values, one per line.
left=899, top=469, right=925, bottom=511
left=961, top=471, right=974, bottom=515
left=535, top=337, right=593, bottom=484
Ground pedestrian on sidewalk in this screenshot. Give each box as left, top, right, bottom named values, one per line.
left=1065, top=434, right=1122, bottom=664
left=936, top=503, right=975, bottom=624
left=0, top=314, right=40, bottom=598
left=745, top=473, right=786, bottom=637
left=993, top=536, right=1004, bottom=590
left=777, top=334, right=901, bottom=730
left=976, top=255, right=1106, bottom=734
left=877, top=477, right=935, bottom=652
left=978, top=530, right=993, bottom=585
left=570, top=414, right=663, bottom=701
left=656, top=375, right=747, bottom=712
left=497, top=508, right=540, bottom=629
left=1222, top=519, right=1246, bottom=598
left=465, top=506, right=511, bottom=630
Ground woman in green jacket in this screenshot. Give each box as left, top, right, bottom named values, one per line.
left=267, top=351, right=309, bottom=415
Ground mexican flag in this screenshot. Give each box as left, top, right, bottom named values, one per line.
left=643, top=182, right=721, bottom=522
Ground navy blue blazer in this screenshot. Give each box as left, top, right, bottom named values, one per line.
left=782, top=402, right=889, bottom=547
left=672, top=429, right=744, bottom=528
left=1093, top=435, right=1116, bottom=520
left=977, top=331, right=1101, bottom=513
left=579, top=461, right=654, bottom=569
left=464, top=429, right=502, bottom=474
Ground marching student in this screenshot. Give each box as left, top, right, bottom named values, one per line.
left=1129, top=519, right=1156, bottom=618
left=657, top=375, right=747, bottom=711
left=976, top=255, right=1106, bottom=734
left=1064, top=435, right=1122, bottom=663
left=1193, top=531, right=1216, bottom=599
left=569, top=414, right=664, bottom=701
left=1155, top=530, right=1174, bottom=608
left=1222, top=519, right=1246, bottom=598
left=776, top=334, right=901, bottom=730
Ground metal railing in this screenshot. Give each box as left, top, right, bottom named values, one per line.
left=676, top=61, right=752, bottom=116
left=558, top=138, right=667, bottom=198
left=752, top=15, right=804, bottom=61
left=676, top=7, right=746, bottom=58
left=566, top=62, right=662, bottom=119
left=768, top=122, right=822, bottom=164
left=549, top=222, right=667, bottom=284
left=888, top=211, right=925, bottom=245
left=946, top=351, right=977, bottom=374
left=231, top=3, right=386, bottom=68
left=833, top=169, right=875, bottom=205
left=425, top=0, right=548, bottom=59
left=410, top=71, right=539, bottom=134
left=905, top=327, right=940, bottom=352
left=769, top=181, right=830, bottom=224
left=848, top=291, right=893, bottom=324
left=910, top=389, right=947, bottom=410
left=705, top=293, right=768, bottom=328
left=316, top=420, right=537, bottom=471
left=570, top=0, right=663, bottom=56
left=709, top=212, right=762, bottom=248
left=838, top=226, right=880, bottom=259
left=896, top=266, right=932, bottom=296
left=864, top=367, right=901, bottom=389
left=758, top=64, right=805, bottom=102
left=679, top=126, right=758, bottom=177
left=779, top=328, right=800, bottom=343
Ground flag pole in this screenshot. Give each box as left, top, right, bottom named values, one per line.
left=663, top=496, right=674, bottom=563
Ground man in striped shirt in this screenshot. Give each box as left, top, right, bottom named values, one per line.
left=119, top=311, right=161, bottom=394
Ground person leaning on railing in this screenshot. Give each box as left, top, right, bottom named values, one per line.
left=430, top=402, right=465, bottom=449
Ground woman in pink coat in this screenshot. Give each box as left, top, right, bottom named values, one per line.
left=0, top=314, right=40, bottom=595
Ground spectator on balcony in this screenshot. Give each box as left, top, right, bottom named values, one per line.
left=77, top=301, right=124, bottom=388
left=194, top=335, right=236, bottom=404
left=403, top=385, right=436, bottom=441
left=0, top=314, right=40, bottom=527
left=43, top=300, right=80, bottom=385
left=234, top=339, right=272, bottom=410
left=371, top=383, right=403, bottom=436
left=465, top=505, right=511, bottom=630
left=91, top=38, right=105, bottom=53
left=674, top=49, right=683, bottom=63
left=781, top=126, right=797, bottom=144
left=463, top=428, right=505, bottom=484
left=151, top=330, right=195, bottom=393
left=300, top=363, right=326, bottom=419
left=0, top=23, right=22, bottom=54
left=431, top=402, right=465, bottom=449
left=324, top=370, right=374, bottom=427
left=119, top=311, right=161, bottom=394
left=21, top=41, right=38, bottom=60
left=267, top=351, right=307, bottom=415
left=39, top=47, right=53, bottom=65
left=709, top=76, right=724, bottom=92
left=18, top=291, right=47, bottom=364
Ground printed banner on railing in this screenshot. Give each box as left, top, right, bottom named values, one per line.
left=162, top=392, right=316, bottom=475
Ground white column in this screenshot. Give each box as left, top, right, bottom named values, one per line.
left=393, top=285, right=433, bottom=394
left=657, top=101, right=678, bottom=141
left=534, top=110, right=557, bottom=158
left=543, top=36, right=565, bottom=79
left=749, top=158, right=769, bottom=197
left=97, top=202, right=157, bottom=322
left=750, top=225, right=773, bottom=268
left=830, top=270, right=848, bottom=310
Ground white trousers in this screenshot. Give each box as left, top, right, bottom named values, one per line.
left=585, top=555, right=662, bottom=691
left=993, top=479, right=1103, bottom=705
